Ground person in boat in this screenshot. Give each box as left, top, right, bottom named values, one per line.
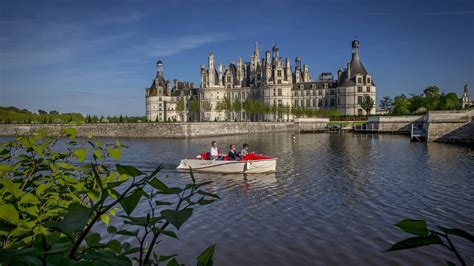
left=210, top=141, right=221, bottom=160
left=239, top=143, right=249, bottom=158
left=228, top=144, right=240, bottom=161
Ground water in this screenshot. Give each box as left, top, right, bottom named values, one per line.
left=3, top=132, right=474, bottom=265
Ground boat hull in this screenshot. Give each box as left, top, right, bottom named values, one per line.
left=177, top=159, right=277, bottom=174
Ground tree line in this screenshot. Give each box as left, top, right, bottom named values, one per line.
left=0, top=106, right=146, bottom=124
left=379, top=86, right=463, bottom=115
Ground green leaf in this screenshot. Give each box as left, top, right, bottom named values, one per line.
left=197, top=244, right=216, bottom=266
left=107, top=226, right=117, bottom=234
left=120, top=189, right=143, bottom=215
left=19, top=193, right=39, bottom=205
left=438, top=226, right=474, bottom=242
left=157, top=187, right=183, bottom=195
left=87, top=190, right=100, bottom=202
left=154, top=229, right=178, bottom=239
left=167, top=258, right=179, bottom=266
left=63, top=128, right=76, bottom=139
left=107, top=239, right=122, bottom=254
left=394, top=219, right=428, bottom=236
left=2, top=178, right=21, bottom=198
left=197, top=190, right=220, bottom=199
left=116, top=164, right=143, bottom=177
left=52, top=203, right=90, bottom=234
left=0, top=204, right=19, bottom=225
left=161, top=209, right=193, bottom=230
left=199, top=199, right=216, bottom=206
left=94, top=150, right=102, bottom=159
left=159, top=254, right=178, bottom=262
left=74, top=149, right=87, bottom=162
left=108, top=148, right=122, bottom=160
left=85, top=233, right=101, bottom=247
left=100, top=214, right=110, bottom=225
left=386, top=235, right=442, bottom=251
left=55, top=162, right=76, bottom=170
left=149, top=177, right=168, bottom=190
left=116, top=229, right=138, bottom=236
left=155, top=200, right=173, bottom=206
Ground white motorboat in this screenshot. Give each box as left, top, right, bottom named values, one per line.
left=177, top=152, right=277, bottom=174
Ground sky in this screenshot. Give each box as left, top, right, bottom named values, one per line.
left=0, top=0, right=473, bottom=116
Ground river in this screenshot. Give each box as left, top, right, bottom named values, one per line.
left=3, top=132, right=474, bottom=265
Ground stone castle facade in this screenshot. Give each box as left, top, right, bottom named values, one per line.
left=145, top=39, right=376, bottom=122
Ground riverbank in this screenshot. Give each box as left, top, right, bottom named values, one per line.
left=0, top=122, right=299, bottom=138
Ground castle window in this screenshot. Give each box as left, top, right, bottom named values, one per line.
left=294, top=100, right=298, bottom=106
left=330, top=90, right=335, bottom=95
left=273, top=89, right=276, bottom=96
left=330, top=99, right=335, bottom=106
left=357, top=77, right=362, bottom=83
left=277, top=70, right=282, bottom=77
left=312, top=84, right=316, bottom=89
left=312, top=99, right=315, bottom=107
left=357, top=87, right=363, bottom=93
left=367, top=77, right=371, bottom=83
left=278, top=99, right=282, bottom=105
left=318, top=99, right=322, bottom=107
left=278, top=89, right=282, bottom=96
left=357, top=96, right=363, bottom=104
left=366, top=87, right=371, bottom=92
left=306, top=99, right=310, bottom=106
left=300, top=84, right=304, bottom=90
left=277, top=80, right=282, bottom=84
left=318, top=90, right=322, bottom=96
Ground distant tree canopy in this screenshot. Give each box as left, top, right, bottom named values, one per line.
left=0, top=106, right=146, bottom=124
left=382, top=85, right=462, bottom=115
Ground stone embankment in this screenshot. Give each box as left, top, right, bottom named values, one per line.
left=0, top=121, right=327, bottom=139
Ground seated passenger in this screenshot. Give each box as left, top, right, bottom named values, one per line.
left=210, top=141, right=220, bottom=160
left=239, top=143, right=249, bottom=158
left=228, top=144, right=240, bottom=161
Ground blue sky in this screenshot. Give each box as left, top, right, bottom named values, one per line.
left=1, top=0, right=473, bottom=116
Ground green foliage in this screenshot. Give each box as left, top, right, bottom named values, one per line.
left=379, top=96, right=394, bottom=113
left=176, top=98, right=185, bottom=113
left=0, top=106, right=84, bottom=124
left=190, top=99, right=201, bottom=113
left=387, top=219, right=473, bottom=265
left=0, top=128, right=217, bottom=265
left=390, top=86, right=462, bottom=115
left=360, top=95, right=375, bottom=116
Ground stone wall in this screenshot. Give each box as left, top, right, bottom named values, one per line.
left=294, top=118, right=329, bottom=132
left=424, top=110, right=474, bottom=143
left=0, top=122, right=295, bottom=138
left=367, top=115, right=424, bottom=133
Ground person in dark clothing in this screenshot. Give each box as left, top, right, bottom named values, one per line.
left=228, top=144, right=240, bottom=160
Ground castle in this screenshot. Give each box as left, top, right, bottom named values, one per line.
left=145, top=40, right=376, bottom=122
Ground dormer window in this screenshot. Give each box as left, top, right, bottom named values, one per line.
left=312, top=84, right=316, bottom=89
left=367, top=77, right=371, bottom=83
left=357, top=77, right=362, bottom=84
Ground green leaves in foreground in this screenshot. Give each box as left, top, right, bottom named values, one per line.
left=0, top=130, right=219, bottom=266
left=387, top=235, right=442, bottom=251
left=387, top=219, right=473, bottom=265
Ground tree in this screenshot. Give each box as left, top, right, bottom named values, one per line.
left=379, top=96, right=394, bottom=113
left=176, top=98, right=185, bottom=122
left=49, top=110, right=59, bottom=115
left=189, top=99, right=200, bottom=113
left=360, top=95, right=375, bottom=117
left=38, top=109, right=47, bottom=115
left=119, top=114, right=123, bottom=123
left=243, top=99, right=254, bottom=121
left=233, top=99, right=242, bottom=121
left=202, top=100, right=212, bottom=112
left=423, top=86, right=441, bottom=110
left=393, top=94, right=411, bottom=115
left=439, top=92, right=461, bottom=110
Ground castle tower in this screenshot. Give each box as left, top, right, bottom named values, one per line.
left=218, top=63, right=223, bottom=86
left=295, top=56, right=302, bottom=83
left=462, top=84, right=471, bottom=108
left=208, top=53, right=215, bottom=87
left=156, top=60, right=164, bottom=79
left=272, top=44, right=280, bottom=65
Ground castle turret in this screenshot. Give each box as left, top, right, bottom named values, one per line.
left=208, top=52, right=215, bottom=87
left=156, top=60, right=164, bottom=78
left=462, top=84, right=471, bottom=108
left=218, top=63, right=223, bottom=86
left=303, top=64, right=311, bottom=82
